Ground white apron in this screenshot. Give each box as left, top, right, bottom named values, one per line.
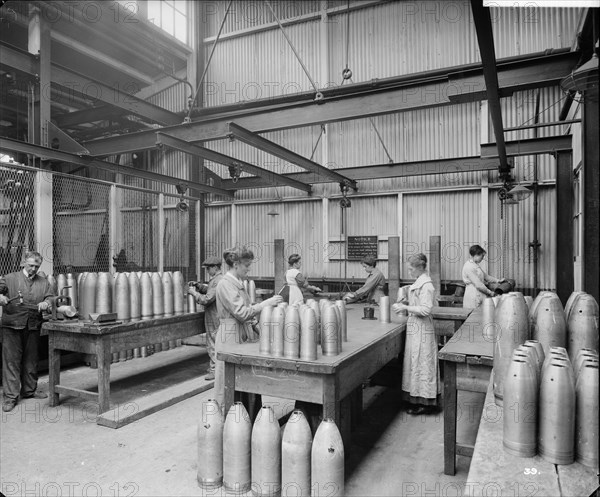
left=285, top=268, right=304, bottom=305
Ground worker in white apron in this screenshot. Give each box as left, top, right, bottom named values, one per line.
left=285, top=254, right=321, bottom=305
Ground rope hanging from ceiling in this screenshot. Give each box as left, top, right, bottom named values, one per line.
left=186, top=0, right=233, bottom=122
left=340, top=1, right=394, bottom=164
left=265, top=0, right=320, bottom=97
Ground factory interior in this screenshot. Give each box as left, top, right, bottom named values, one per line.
left=0, top=1, right=599, bottom=496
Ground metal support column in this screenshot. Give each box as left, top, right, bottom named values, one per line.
left=556, top=151, right=574, bottom=305
left=582, top=93, right=599, bottom=302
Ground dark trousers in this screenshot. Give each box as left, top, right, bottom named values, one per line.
left=1, top=327, right=40, bottom=400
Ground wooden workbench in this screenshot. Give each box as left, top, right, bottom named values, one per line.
left=217, top=306, right=406, bottom=444
left=42, top=313, right=204, bottom=414
left=438, top=307, right=492, bottom=476
left=430, top=305, right=472, bottom=336
left=466, top=381, right=598, bottom=497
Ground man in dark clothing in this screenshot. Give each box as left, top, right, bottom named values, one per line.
left=0, top=251, right=54, bottom=412
left=187, top=256, right=223, bottom=381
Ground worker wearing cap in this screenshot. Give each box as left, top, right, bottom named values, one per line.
left=0, top=251, right=54, bottom=412
left=188, top=256, right=223, bottom=381
left=343, top=255, right=386, bottom=305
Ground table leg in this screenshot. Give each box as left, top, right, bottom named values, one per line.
left=97, top=337, right=112, bottom=414
left=322, top=376, right=340, bottom=425
left=350, top=387, right=363, bottom=431
left=223, top=362, right=235, bottom=417
left=443, top=360, right=458, bottom=476
left=340, top=395, right=353, bottom=450
left=48, top=334, right=60, bottom=407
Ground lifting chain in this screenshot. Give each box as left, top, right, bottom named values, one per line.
left=501, top=198, right=508, bottom=279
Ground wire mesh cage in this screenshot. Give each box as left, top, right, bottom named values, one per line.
left=120, top=188, right=160, bottom=273
left=0, top=166, right=36, bottom=275
left=0, top=164, right=199, bottom=280
left=163, top=195, right=196, bottom=281
left=53, top=175, right=111, bottom=273
left=117, top=187, right=197, bottom=280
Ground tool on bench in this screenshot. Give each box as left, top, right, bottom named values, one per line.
left=49, top=286, right=78, bottom=320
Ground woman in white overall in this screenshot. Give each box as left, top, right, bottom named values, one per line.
left=213, top=246, right=282, bottom=410
left=285, top=254, right=321, bottom=305
left=393, top=253, right=440, bottom=415
left=462, top=244, right=504, bottom=308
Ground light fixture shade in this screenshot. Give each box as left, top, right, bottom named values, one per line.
left=560, top=54, right=599, bottom=94
left=508, top=184, right=532, bottom=202
left=267, top=209, right=280, bottom=216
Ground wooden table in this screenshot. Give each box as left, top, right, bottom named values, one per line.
left=438, top=307, right=492, bottom=475
left=217, top=306, right=406, bottom=443
left=42, top=313, right=204, bottom=413
left=466, top=381, right=598, bottom=497
left=431, top=305, right=472, bottom=336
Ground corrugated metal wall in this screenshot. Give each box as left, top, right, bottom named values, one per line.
left=488, top=185, right=556, bottom=292
left=196, top=1, right=580, bottom=290
left=203, top=1, right=321, bottom=37
left=150, top=149, right=193, bottom=197
left=327, top=1, right=479, bottom=83
left=327, top=195, right=397, bottom=280
left=281, top=200, right=324, bottom=277
left=147, top=81, right=189, bottom=113
left=491, top=6, right=582, bottom=58
left=490, top=85, right=566, bottom=183
left=204, top=203, right=232, bottom=260
left=403, top=191, right=481, bottom=281
left=229, top=200, right=324, bottom=278
left=205, top=20, right=322, bottom=107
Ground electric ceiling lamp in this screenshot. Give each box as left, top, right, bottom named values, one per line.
left=560, top=53, right=599, bottom=97
left=561, top=13, right=599, bottom=99
left=507, top=184, right=532, bottom=202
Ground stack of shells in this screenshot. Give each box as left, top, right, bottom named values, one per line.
left=46, top=273, right=79, bottom=311
left=492, top=292, right=531, bottom=407
left=197, top=400, right=345, bottom=497
left=258, top=298, right=347, bottom=361
left=496, top=290, right=599, bottom=469
left=56, top=271, right=189, bottom=364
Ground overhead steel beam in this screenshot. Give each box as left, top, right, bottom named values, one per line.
left=448, top=50, right=579, bottom=103
left=226, top=123, right=356, bottom=190
left=155, top=132, right=312, bottom=193
left=82, top=49, right=577, bottom=157
left=480, top=135, right=572, bottom=158
left=471, top=0, right=508, bottom=175
left=51, top=30, right=155, bottom=86
left=50, top=62, right=181, bottom=126
left=0, top=43, right=181, bottom=126
left=54, top=106, right=126, bottom=128
left=154, top=134, right=223, bottom=189
left=0, top=137, right=234, bottom=198
left=220, top=156, right=500, bottom=189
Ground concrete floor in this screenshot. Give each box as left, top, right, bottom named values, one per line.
left=0, top=343, right=480, bottom=497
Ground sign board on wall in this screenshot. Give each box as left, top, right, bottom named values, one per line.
left=347, top=236, right=378, bottom=261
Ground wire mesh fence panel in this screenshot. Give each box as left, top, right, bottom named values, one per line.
left=119, top=188, right=160, bottom=273
left=53, top=175, right=111, bottom=273
left=163, top=197, right=195, bottom=282
left=0, top=166, right=36, bottom=275
left=1, top=165, right=199, bottom=281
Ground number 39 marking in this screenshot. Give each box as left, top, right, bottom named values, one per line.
left=524, top=467, right=539, bottom=475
